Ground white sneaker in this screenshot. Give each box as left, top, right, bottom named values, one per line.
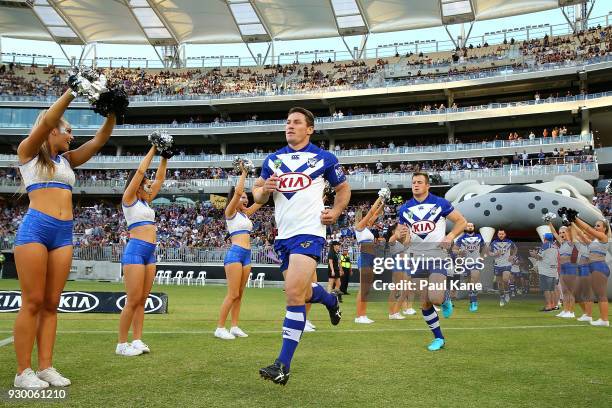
left=14, top=368, right=49, bottom=389
left=229, top=326, right=248, bottom=338
left=214, top=327, right=236, bottom=340
left=305, top=320, right=316, bottom=329
left=36, top=367, right=71, bottom=387
left=303, top=323, right=315, bottom=332
left=562, top=312, right=575, bottom=319
left=131, top=339, right=150, bottom=353
left=389, top=312, right=406, bottom=320
left=116, top=342, right=143, bottom=356
left=354, top=316, right=374, bottom=324
left=433, top=305, right=440, bottom=312
left=576, top=314, right=592, bottom=322
left=556, top=311, right=568, bottom=317
left=590, top=319, right=610, bottom=327
left=402, top=308, right=417, bottom=315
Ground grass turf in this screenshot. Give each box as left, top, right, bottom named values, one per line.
left=0, top=280, right=610, bottom=408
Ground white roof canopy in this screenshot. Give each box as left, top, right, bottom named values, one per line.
left=0, top=0, right=574, bottom=44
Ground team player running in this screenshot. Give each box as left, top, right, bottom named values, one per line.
left=253, top=107, right=350, bottom=385
left=488, top=229, right=517, bottom=306
left=454, top=223, right=485, bottom=312
left=397, top=172, right=467, bottom=351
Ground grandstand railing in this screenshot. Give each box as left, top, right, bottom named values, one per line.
left=0, top=163, right=598, bottom=192
left=2, top=55, right=612, bottom=105
left=0, top=239, right=351, bottom=265
left=1, top=13, right=610, bottom=68
left=0, top=134, right=592, bottom=166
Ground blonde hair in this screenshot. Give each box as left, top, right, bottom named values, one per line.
left=31, top=110, right=70, bottom=180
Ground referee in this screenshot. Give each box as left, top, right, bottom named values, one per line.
left=339, top=246, right=352, bottom=295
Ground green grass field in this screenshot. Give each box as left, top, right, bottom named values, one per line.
left=0, top=280, right=610, bottom=408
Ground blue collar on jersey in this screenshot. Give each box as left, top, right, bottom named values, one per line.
left=278, top=142, right=316, bottom=153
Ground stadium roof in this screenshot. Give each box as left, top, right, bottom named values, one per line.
left=0, top=0, right=581, bottom=46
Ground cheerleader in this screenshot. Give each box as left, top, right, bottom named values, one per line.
left=116, top=137, right=171, bottom=356
left=354, top=197, right=384, bottom=324
left=13, top=85, right=117, bottom=387
left=570, top=223, right=594, bottom=322
left=215, top=160, right=261, bottom=339
left=548, top=222, right=577, bottom=318
left=571, top=213, right=610, bottom=326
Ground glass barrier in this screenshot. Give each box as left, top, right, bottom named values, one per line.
left=0, top=134, right=593, bottom=165
left=0, top=163, right=598, bottom=190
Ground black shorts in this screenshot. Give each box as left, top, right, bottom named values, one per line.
left=328, top=270, right=340, bottom=279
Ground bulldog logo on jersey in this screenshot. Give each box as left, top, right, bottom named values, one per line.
left=307, top=157, right=318, bottom=168
left=430, top=205, right=440, bottom=216
left=300, top=241, right=312, bottom=248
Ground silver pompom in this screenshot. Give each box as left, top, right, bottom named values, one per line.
left=542, top=212, right=557, bottom=223
left=67, top=66, right=107, bottom=103
left=233, top=158, right=254, bottom=173
left=606, top=180, right=612, bottom=195
left=159, top=131, right=173, bottom=149
left=148, top=130, right=173, bottom=150
left=378, top=187, right=391, bottom=202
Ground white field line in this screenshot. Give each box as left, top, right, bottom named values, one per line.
left=0, top=324, right=590, bottom=336
left=0, top=336, right=14, bottom=347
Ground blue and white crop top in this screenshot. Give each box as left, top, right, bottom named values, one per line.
left=589, top=239, right=609, bottom=257
left=575, top=242, right=590, bottom=263
left=122, top=199, right=155, bottom=230
left=355, top=227, right=374, bottom=244
left=558, top=240, right=574, bottom=258
left=226, top=211, right=253, bottom=237
left=19, top=155, right=75, bottom=193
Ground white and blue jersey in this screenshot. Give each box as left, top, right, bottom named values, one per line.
left=398, top=193, right=454, bottom=275
left=261, top=143, right=346, bottom=271
left=398, top=193, right=454, bottom=255
left=261, top=143, right=346, bottom=240
left=490, top=238, right=516, bottom=274
left=456, top=233, right=484, bottom=270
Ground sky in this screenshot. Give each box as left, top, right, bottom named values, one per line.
left=0, top=2, right=610, bottom=67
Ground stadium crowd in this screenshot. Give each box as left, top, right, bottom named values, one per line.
left=0, top=200, right=391, bottom=251
left=1, top=25, right=611, bottom=98
left=1, top=185, right=609, bottom=253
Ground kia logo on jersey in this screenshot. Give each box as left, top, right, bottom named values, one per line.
left=412, top=220, right=435, bottom=234
left=276, top=173, right=312, bottom=192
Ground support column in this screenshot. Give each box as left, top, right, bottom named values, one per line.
left=116, top=145, right=123, bottom=156
left=447, top=123, right=455, bottom=144
left=578, top=70, right=588, bottom=94
left=581, top=107, right=590, bottom=136
left=445, top=89, right=454, bottom=108
left=328, top=138, right=335, bottom=151
left=328, top=104, right=336, bottom=116
left=220, top=143, right=227, bottom=155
